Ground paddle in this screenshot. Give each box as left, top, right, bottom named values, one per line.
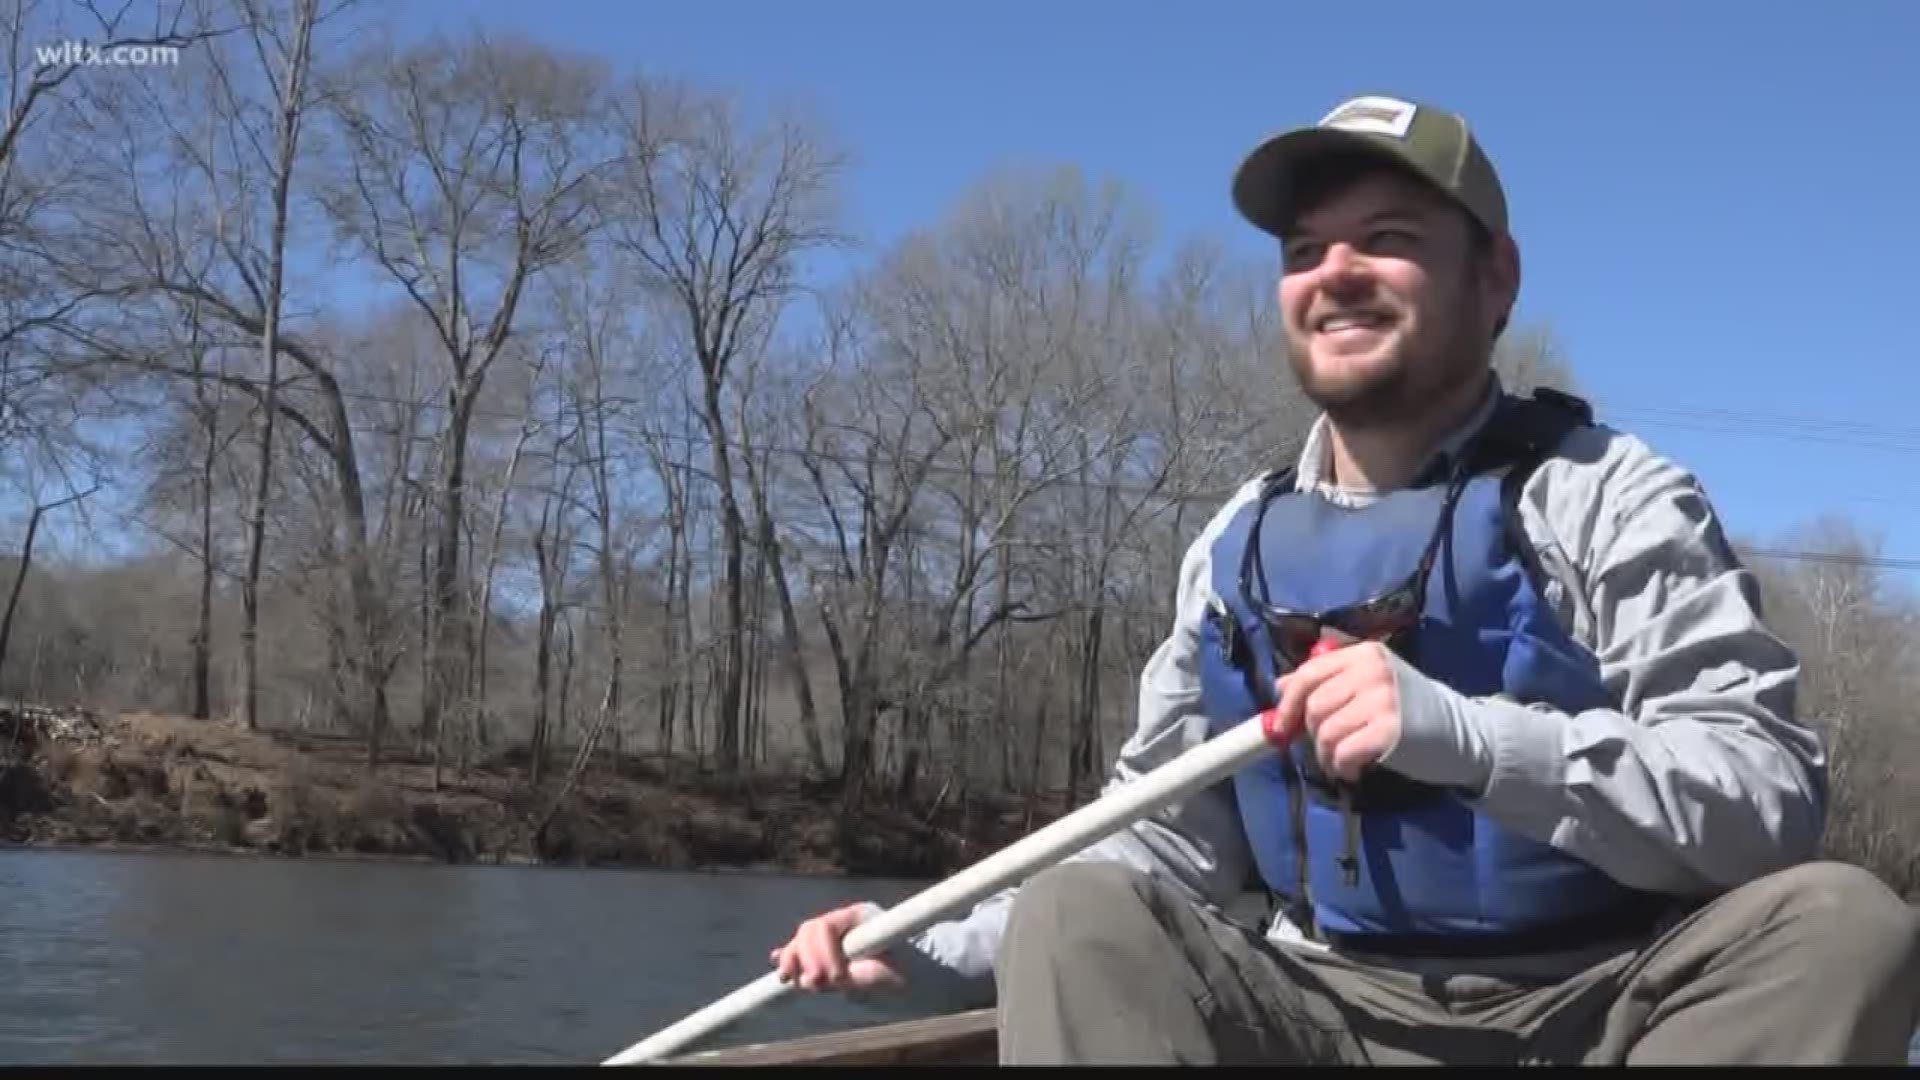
left=602, top=707, right=1290, bottom=1065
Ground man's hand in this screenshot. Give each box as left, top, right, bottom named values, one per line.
left=769, top=901, right=906, bottom=993
left=1266, top=640, right=1405, bottom=782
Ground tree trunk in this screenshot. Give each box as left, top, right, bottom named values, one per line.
left=239, top=379, right=272, bottom=732
left=585, top=380, right=624, bottom=779
left=240, top=0, right=317, bottom=736
left=698, top=375, right=747, bottom=773
left=0, top=509, right=48, bottom=687
left=417, top=505, right=433, bottom=758
left=531, top=534, right=556, bottom=789
left=470, top=423, right=534, bottom=775
left=1069, top=604, right=1105, bottom=807
left=742, top=546, right=764, bottom=770
left=558, top=614, right=575, bottom=754
left=994, top=547, right=1015, bottom=793
left=741, top=446, right=827, bottom=777
left=532, top=616, right=622, bottom=850
left=528, top=460, right=574, bottom=788
left=423, top=392, right=476, bottom=787
left=0, top=488, right=96, bottom=684
left=656, top=532, right=679, bottom=757
left=645, top=434, right=689, bottom=766
left=324, top=403, right=390, bottom=769
left=675, top=509, right=697, bottom=764
left=190, top=316, right=216, bottom=721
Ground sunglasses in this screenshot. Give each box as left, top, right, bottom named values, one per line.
left=1237, top=469, right=1469, bottom=672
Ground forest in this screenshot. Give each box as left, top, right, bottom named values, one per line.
left=0, top=0, right=1913, bottom=895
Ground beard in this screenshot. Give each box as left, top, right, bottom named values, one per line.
left=1285, top=289, right=1490, bottom=431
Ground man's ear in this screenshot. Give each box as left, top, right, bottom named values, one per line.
left=1486, top=231, right=1521, bottom=338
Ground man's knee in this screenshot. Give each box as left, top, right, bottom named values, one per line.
left=1749, top=861, right=1920, bottom=974
left=1757, top=861, right=1908, bottom=922
left=998, top=861, right=1166, bottom=976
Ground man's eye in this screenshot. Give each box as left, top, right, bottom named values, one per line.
left=1369, top=229, right=1418, bottom=251
left=1284, top=242, right=1323, bottom=268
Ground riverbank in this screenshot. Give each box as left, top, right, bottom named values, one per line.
left=0, top=707, right=1061, bottom=878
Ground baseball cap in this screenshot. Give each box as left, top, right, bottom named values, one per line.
left=1232, top=94, right=1508, bottom=241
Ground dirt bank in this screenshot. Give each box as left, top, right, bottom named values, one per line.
left=0, top=707, right=1059, bottom=878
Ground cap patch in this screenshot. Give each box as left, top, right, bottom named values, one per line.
left=1318, top=96, right=1417, bottom=139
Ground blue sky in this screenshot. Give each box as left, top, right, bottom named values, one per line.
left=377, top=0, right=1920, bottom=579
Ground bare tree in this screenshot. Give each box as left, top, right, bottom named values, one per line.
left=789, top=171, right=1260, bottom=809
left=527, top=410, right=582, bottom=789
left=1746, top=518, right=1920, bottom=896
left=631, top=394, right=698, bottom=763
left=47, top=0, right=407, bottom=751
left=187, top=305, right=228, bottom=719
left=0, top=482, right=98, bottom=682
left=0, top=0, right=215, bottom=351
left=228, top=0, right=319, bottom=732
left=793, top=270, right=1080, bottom=810
left=545, top=262, right=645, bottom=781
left=322, top=31, right=606, bottom=775
left=466, top=353, right=546, bottom=775
left=733, top=368, right=829, bottom=778
left=0, top=1, right=217, bottom=594
left=133, top=292, right=244, bottom=719
left=1493, top=323, right=1579, bottom=396
left=0, top=1, right=210, bottom=171
left=607, top=78, right=842, bottom=774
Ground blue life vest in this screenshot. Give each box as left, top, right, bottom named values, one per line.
left=1197, top=390, right=1675, bottom=951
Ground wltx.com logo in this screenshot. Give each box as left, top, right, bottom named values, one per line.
left=35, top=40, right=182, bottom=68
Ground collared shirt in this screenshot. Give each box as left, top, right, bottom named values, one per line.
left=1292, top=375, right=1502, bottom=506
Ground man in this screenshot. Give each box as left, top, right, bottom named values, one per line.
left=770, top=93, right=1920, bottom=1064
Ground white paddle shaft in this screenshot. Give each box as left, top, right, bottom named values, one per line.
left=602, top=713, right=1279, bottom=1065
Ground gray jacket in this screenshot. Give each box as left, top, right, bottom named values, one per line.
left=864, top=379, right=1828, bottom=1011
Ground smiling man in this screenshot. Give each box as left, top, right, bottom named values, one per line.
left=767, top=93, right=1920, bottom=1064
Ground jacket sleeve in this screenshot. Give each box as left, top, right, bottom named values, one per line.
left=860, top=491, right=1259, bottom=1014
left=1464, top=424, right=1828, bottom=896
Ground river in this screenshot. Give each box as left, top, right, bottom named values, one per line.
left=2, top=847, right=1914, bottom=1065
left=0, top=846, right=942, bottom=1065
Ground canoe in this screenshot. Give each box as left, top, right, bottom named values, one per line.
left=667, top=1008, right=997, bottom=1066
left=664, top=1010, right=1920, bottom=1065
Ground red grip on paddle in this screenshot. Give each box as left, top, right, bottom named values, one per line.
left=1259, top=706, right=1289, bottom=750
left=1262, top=637, right=1341, bottom=750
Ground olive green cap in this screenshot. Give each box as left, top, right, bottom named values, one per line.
left=1232, top=94, right=1508, bottom=240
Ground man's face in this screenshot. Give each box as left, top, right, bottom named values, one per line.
left=1276, top=166, right=1513, bottom=428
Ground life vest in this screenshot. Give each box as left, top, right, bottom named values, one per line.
left=1198, top=389, right=1676, bottom=953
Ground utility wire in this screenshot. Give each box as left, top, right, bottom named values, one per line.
left=116, top=370, right=1920, bottom=573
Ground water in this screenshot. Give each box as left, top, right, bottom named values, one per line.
left=4, top=847, right=1914, bottom=1065
left=0, top=847, right=939, bottom=1065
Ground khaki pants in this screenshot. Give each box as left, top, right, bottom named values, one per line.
left=994, top=859, right=1920, bottom=1065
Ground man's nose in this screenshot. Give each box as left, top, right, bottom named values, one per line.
left=1318, top=242, right=1371, bottom=292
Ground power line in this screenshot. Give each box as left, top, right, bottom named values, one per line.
left=121, top=355, right=1920, bottom=450
left=134, top=369, right=1262, bottom=504
left=1741, top=547, right=1920, bottom=574
left=114, top=369, right=1920, bottom=573
left=1609, top=409, right=1920, bottom=456
left=1609, top=401, right=1920, bottom=442
left=159, top=365, right=1920, bottom=471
